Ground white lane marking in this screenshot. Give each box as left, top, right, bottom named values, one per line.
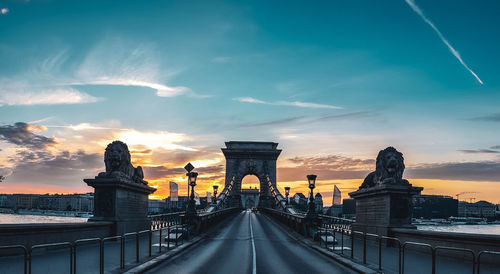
left=249, top=211, right=257, bottom=274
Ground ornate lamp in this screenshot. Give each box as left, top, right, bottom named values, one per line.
left=306, top=174, right=317, bottom=218
left=284, top=186, right=290, bottom=206
left=213, top=185, right=219, bottom=204
left=307, top=174, right=317, bottom=189
left=186, top=172, right=198, bottom=216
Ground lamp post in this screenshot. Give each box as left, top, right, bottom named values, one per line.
left=186, top=172, right=198, bottom=216
left=284, top=187, right=290, bottom=206
left=213, top=185, right=218, bottom=204
left=306, top=174, right=317, bottom=218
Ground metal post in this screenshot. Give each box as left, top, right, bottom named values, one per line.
left=332, top=227, right=336, bottom=252
left=378, top=236, right=382, bottom=271
left=70, top=245, right=73, bottom=274
left=341, top=229, right=344, bottom=255
left=73, top=245, right=77, bottom=274
left=472, top=255, right=476, bottom=274
left=136, top=233, right=139, bottom=263
left=28, top=251, right=32, bottom=274
left=167, top=227, right=170, bottom=249
left=99, top=241, right=104, bottom=274
left=363, top=233, right=367, bottom=264
left=398, top=245, right=402, bottom=274
left=351, top=233, right=354, bottom=259
left=159, top=228, right=162, bottom=253
left=149, top=230, right=152, bottom=257
left=431, top=248, right=436, bottom=274
left=24, top=249, right=28, bottom=274
left=120, top=237, right=124, bottom=269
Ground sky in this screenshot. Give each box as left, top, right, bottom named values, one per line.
left=0, top=0, right=499, bottom=205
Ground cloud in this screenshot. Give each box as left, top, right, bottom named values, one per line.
left=211, top=56, right=232, bottom=63
left=469, top=113, right=500, bottom=122
left=113, top=129, right=196, bottom=152
left=406, top=161, right=500, bottom=181
left=6, top=150, right=102, bottom=186
left=277, top=154, right=500, bottom=183
left=1, top=37, right=207, bottom=107
left=74, top=37, right=206, bottom=98
left=491, top=145, right=500, bottom=150
left=0, top=122, right=56, bottom=149
left=404, top=0, right=483, bottom=84
left=0, top=88, right=101, bottom=106
left=239, top=111, right=375, bottom=128
left=458, top=149, right=499, bottom=154
left=143, top=164, right=224, bottom=180
left=233, top=96, right=342, bottom=109
left=1, top=8, right=8, bottom=15
left=278, top=155, right=374, bottom=181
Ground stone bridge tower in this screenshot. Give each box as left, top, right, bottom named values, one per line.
left=221, top=141, right=281, bottom=208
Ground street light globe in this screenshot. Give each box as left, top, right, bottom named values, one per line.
left=307, top=174, right=317, bottom=189
left=188, top=172, right=198, bottom=186
left=284, top=186, right=290, bottom=196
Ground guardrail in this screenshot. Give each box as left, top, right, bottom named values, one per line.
left=149, top=211, right=183, bottom=230
left=0, top=209, right=241, bottom=274
left=263, top=209, right=500, bottom=274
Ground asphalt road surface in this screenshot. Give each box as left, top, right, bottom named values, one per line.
left=146, top=210, right=355, bottom=274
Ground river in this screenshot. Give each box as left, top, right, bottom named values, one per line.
left=0, top=213, right=88, bottom=224
left=417, top=224, right=500, bottom=235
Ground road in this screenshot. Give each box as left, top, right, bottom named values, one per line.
left=146, top=210, right=355, bottom=274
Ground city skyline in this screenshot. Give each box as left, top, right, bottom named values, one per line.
left=1, top=0, right=500, bottom=204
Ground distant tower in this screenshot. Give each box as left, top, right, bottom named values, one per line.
left=333, top=185, right=342, bottom=205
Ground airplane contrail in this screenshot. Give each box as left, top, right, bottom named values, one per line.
left=404, top=0, right=483, bottom=85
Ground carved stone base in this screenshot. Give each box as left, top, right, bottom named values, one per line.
left=84, top=176, right=156, bottom=235
left=349, top=183, right=422, bottom=236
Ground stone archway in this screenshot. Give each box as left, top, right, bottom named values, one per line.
left=221, top=141, right=281, bottom=208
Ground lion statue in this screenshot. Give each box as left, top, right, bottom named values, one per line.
left=100, top=140, right=146, bottom=184
left=359, top=147, right=408, bottom=189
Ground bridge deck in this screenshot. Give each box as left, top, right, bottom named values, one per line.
left=146, top=210, right=354, bottom=274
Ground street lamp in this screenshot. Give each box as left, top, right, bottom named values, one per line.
left=284, top=187, right=290, bottom=206
left=306, top=174, right=317, bottom=218
left=186, top=172, right=198, bottom=216
left=213, top=185, right=218, bottom=204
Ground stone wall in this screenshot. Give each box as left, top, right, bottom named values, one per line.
left=0, top=221, right=113, bottom=249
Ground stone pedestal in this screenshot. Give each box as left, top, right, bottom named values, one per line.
left=349, top=183, right=422, bottom=236
left=84, top=176, right=156, bottom=235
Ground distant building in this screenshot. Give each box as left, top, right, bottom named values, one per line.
left=291, top=193, right=308, bottom=212
left=342, top=198, right=356, bottom=218
left=0, top=193, right=93, bottom=212
left=324, top=204, right=342, bottom=217
left=332, top=185, right=341, bottom=205
left=412, top=195, right=458, bottom=219
left=458, top=200, right=496, bottom=218
left=148, top=199, right=166, bottom=214
left=165, top=196, right=189, bottom=211
left=314, top=193, right=323, bottom=212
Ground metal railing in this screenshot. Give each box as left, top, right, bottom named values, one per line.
left=0, top=208, right=238, bottom=274
left=262, top=208, right=500, bottom=274
left=149, top=211, right=183, bottom=230
left=7, top=225, right=183, bottom=274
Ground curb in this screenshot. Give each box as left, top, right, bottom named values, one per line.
left=260, top=213, right=378, bottom=274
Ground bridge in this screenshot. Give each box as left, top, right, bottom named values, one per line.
left=0, top=141, right=499, bottom=274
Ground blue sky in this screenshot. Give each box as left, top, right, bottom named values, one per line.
left=0, top=0, right=499, bottom=202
